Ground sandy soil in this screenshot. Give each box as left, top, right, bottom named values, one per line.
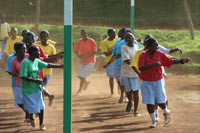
left=0, top=68, right=200, bottom=133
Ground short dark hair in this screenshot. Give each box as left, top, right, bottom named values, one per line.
left=14, top=42, right=26, bottom=53
left=40, top=30, right=49, bottom=38
left=25, top=32, right=35, bottom=42
left=22, top=29, right=30, bottom=36
left=118, top=28, right=126, bottom=38
left=107, top=28, right=115, bottom=35
left=145, top=38, right=157, bottom=47
left=28, top=45, right=38, bottom=55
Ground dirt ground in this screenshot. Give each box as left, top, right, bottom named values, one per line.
left=1, top=68, right=200, bottom=133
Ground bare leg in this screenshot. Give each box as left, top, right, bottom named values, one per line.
left=126, top=91, right=133, bottom=112
left=109, top=77, right=114, bottom=96
left=133, top=90, right=139, bottom=115
left=76, top=77, right=86, bottom=94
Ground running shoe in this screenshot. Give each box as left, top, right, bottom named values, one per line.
left=163, top=110, right=170, bottom=125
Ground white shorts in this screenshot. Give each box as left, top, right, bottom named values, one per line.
left=78, top=63, right=95, bottom=78
left=141, top=78, right=167, bottom=105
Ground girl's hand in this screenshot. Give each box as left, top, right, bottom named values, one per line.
left=34, top=79, right=43, bottom=84
left=183, top=58, right=192, bottom=63
left=153, top=62, right=161, bottom=66
left=60, top=64, right=64, bottom=69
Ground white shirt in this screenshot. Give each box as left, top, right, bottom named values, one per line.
left=121, top=44, right=139, bottom=77
left=158, top=45, right=170, bottom=54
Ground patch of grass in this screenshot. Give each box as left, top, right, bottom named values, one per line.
left=73, top=25, right=200, bottom=75
left=11, top=23, right=64, bottom=42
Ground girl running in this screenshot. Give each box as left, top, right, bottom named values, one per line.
left=138, top=38, right=191, bottom=128
left=20, top=45, right=63, bottom=130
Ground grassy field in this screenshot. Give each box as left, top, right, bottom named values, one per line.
left=5, top=23, right=200, bottom=75
left=73, top=25, right=200, bottom=75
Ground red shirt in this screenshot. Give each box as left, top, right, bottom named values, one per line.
left=138, top=50, right=173, bottom=81
left=26, top=43, right=48, bottom=59
left=74, top=38, right=97, bottom=65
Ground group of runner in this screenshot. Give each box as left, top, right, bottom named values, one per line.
left=73, top=28, right=191, bottom=128
left=0, top=14, right=64, bottom=130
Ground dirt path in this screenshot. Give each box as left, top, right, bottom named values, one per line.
left=0, top=69, right=200, bottom=133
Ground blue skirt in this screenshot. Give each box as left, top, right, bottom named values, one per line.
left=106, top=63, right=115, bottom=77
left=122, top=77, right=140, bottom=92
left=141, top=78, right=167, bottom=105
left=24, top=91, right=45, bottom=114
left=12, top=87, right=24, bottom=107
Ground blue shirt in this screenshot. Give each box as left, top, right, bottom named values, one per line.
left=112, top=40, right=143, bottom=66
left=112, top=39, right=126, bottom=66
left=5, top=54, right=16, bottom=88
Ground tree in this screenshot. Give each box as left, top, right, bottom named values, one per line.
left=34, top=0, right=40, bottom=33
left=183, top=0, right=195, bottom=40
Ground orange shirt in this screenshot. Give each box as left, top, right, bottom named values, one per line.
left=74, top=38, right=97, bottom=65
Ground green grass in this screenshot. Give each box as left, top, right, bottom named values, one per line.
left=5, top=23, right=200, bottom=75
left=73, top=25, right=200, bottom=75
left=11, top=23, right=64, bottom=42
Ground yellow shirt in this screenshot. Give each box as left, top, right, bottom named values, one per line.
left=130, top=48, right=144, bottom=82
left=100, top=37, right=118, bottom=63
left=130, top=48, right=144, bottom=70
left=47, top=39, right=56, bottom=46
left=36, top=41, right=56, bottom=76
left=36, top=39, right=56, bottom=46
left=4, top=36, right=23, bottom=55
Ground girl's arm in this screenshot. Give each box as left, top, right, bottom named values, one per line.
left=82, top=51, right=97, bottom=60
left=139, top=62, right=161, bottom=71
left=103, top=55, right=115, bottom=68
left=21, top=77, right=43, bottom=84
left=124, top=59, right=131, bottom=65
left=131, top=66, right=140, bottom=77
left=173, top=58, right=191, bottom=64
left=104, top=51, right=112, bottom=56
left=46, top=63, right=64, bottom=68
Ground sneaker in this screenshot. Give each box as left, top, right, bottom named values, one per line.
left=83, top=81, right=90, bottom=91
left=118, top=95, right=123, bottom=103
left=40, top=124, right=46, bottom=131
left=155, top=113, right=159, bottom=122
left=49, top=95, right=54, bottom=106
left=163, top=110, right=170, bottom=125
left=124, top=97, right=129, bottom=102
left=30, top=120, right=35, bottom=128
left=133, top=111, right=140, bottom=117
left=125, top=102, right=132, bottom=112
left=150, top=121, right=158, bottom=128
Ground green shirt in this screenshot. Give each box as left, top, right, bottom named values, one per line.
left=20, top=58, right=48, bottom=95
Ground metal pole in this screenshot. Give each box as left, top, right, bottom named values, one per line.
left=64, top=0, right=72, bottom=132
left=130, top=0, right=135, bottom=33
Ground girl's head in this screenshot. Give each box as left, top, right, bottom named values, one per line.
left=25, top=32, right=35, bottom=47
left=118, top=28, right=126, bottom=39
left=11, top=28, right=18, bottom=39
left=40, top=30, right=49, bottom=44
left=80, top=29, right=88, bottom=40
left=145, top=38, right=158, bottom=53
left=144, top=34, right=155, bottom=49
left=28, top=45, right=40, bottom=58
left=125, top=32, right=134, bottom=44
left=14, top=42, right=26, bottom=57
left=107, top=29, right=116, bottom=39
left=22, top=29, right=30, bottom=39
